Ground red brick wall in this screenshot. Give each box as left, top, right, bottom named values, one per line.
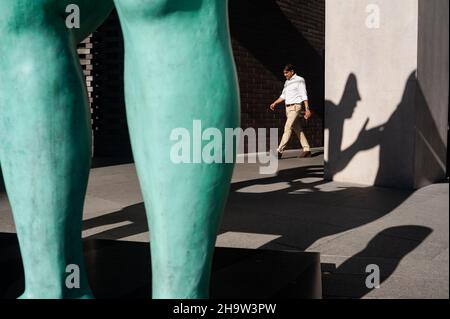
left=89, top=13, right=131, bottom=161
left=230, top=0, right=325, bottom=151
left=77, top=36, right=96, bottom=155
left=80, top=0, right=325, bottom=159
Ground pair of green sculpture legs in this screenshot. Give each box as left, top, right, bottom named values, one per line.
left=0, top=0, right=240, bottom=299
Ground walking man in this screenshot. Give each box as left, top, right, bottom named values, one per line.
left=270, top=64, right=312, bottom=159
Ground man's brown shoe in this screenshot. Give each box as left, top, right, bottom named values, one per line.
left=299, top=151, right=312, bottom=158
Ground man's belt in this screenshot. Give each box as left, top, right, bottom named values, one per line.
left=286, top=103, right=302, bottom=107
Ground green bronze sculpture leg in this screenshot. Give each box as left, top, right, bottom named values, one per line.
left=1, top=0, right=238, bottom=299
left=114, top=0, right=240, bottom=298
left=0, top=0, right=113, bottom=298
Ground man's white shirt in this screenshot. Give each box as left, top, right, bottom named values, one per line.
left=280, top=74, right=308, bottom=105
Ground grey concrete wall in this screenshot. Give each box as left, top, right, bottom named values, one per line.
left=324, top=0, right=420, bottom=188
left=325, top=0, right=449, bottom=189
left=414, top=0, right=449, bottom=188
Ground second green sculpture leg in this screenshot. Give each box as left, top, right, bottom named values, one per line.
left=114, top=0, right=240, bottom=298
left=0, top=0, right=113, bottom=298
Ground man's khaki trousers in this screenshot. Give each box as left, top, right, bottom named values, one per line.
left=277, top=104, right=311, bottom=153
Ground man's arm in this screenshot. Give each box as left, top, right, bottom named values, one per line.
left=303, top=100, right=312, bottom=119
left=270, top=84, right=287, bottom=111
left=270, top=97, right=285, bottom=111
left=299, top=79, right=312, bottom=119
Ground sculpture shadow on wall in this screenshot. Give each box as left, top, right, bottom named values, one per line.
left=323, top=73, right=361, bottom=179
left=229, top=0, right=324, bottom=117
left=325, top=71, right=447, bottom=188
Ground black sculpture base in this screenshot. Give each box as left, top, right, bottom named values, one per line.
left=0, top=233, right=322, bottom=299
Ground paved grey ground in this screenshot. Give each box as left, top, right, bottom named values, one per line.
left=0, top=150, right=448, bottom=299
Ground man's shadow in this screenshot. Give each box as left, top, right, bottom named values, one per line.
left=324, top=73, right=361, bottom=180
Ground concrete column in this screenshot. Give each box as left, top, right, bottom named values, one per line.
left=415, top=0, right=449, bottom=188
left=324, top=0, right=448, bottom=189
